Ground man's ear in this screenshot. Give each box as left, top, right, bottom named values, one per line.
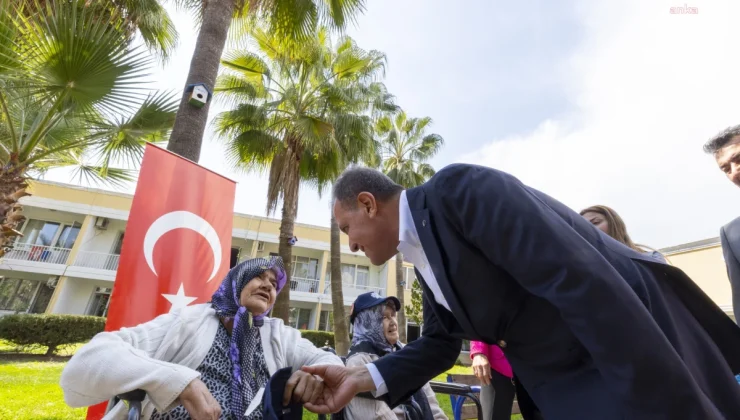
left=357, top=192, right=377, bottom=217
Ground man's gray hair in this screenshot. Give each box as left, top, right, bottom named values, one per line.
left=703, top=124, right=740, bottom=154
left=332, top=166, right=403, bottom=208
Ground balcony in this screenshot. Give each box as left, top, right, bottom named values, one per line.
left=72, top=251, right=121, bottom=271
left=289, top=276, right=320, bottom=293
left=2, top=243, right=71, bottom=265
left=324, top=282, right=386, bottom=299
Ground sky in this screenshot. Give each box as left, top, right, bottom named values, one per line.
left=45, top=0, right=740, bottom=249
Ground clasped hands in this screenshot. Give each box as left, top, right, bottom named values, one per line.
left=177, top=365, right=371, bottom=419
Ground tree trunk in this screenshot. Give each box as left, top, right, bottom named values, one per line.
left=0, top=163, right=29, bottom=258
left=45, top=344, right=57, bottom=356
left=165, top=0, right=235, bottom=162
left=330, top=212, right=350, bottom=355
left=272, top=163, right=300, bottom=323
left=395, top=252, right=407, bottom=343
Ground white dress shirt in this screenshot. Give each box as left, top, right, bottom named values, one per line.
left=366, top=190, right=452, bottom=396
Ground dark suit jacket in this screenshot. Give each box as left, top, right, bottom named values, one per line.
left=720, top=216, right=740, bottom=322
left=373, top=164, right=740, bottom=420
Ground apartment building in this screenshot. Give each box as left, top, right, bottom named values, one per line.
left=0, top=180, right=419, bottom=336
left=660, top=237, right=735, bottom=321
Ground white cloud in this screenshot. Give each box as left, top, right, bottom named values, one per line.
left=459, top=0, right=740, bottom=247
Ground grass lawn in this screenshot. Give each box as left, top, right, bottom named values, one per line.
left=0, top=349, right=520, bottom=419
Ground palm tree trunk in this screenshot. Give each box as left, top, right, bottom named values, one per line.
left=395, top=252, right=407, bottom=343
left=330, top=213, right=349, bottom=355
left=272, top=163, right=300, bottom=323
left=166, top=0, right=235, bottom=162
left=0, top=163, right=29, bottom=258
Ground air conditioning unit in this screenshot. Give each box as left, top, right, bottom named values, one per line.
left=95, top=217, right=109, bottom=230
left=257, top=241, right=265, bottom=251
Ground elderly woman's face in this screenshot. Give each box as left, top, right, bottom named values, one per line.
left=382, top=304, right=399, bottom=345
left=239, top=269, right=278, bottom=315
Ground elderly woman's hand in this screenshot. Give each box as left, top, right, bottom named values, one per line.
left=178, top=378, right=222, bottom=420
left=283, top=370, right=325, bottom=406
left=472, top=354, right=492, bottom=386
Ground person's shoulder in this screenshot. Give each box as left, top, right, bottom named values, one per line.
left=177, top=303, right=215, bottom=320
left=432, top=163, right=518, bottom=186
left=723, top=216, right=740, bottom=233
left=345, top=351, right=378, bottom=366
left=261, top=317, right=299, bottom=340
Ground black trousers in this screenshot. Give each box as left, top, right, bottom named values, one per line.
left=480, top=370, right=516, bottom=420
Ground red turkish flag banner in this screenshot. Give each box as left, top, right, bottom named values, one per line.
left=86, top=144, right=236, bottom=419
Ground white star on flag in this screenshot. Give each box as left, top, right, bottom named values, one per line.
left=162, top=283, right=198, bottom=313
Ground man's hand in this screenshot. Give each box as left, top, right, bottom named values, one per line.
left=283, top=370, right=325, bottom=406
left=178, top=378, right=222, bottom=420
left=300, top=365, right=376, bottom=414
left=471, top=354, right=492, bottom=386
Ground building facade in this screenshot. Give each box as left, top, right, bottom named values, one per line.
left=0, top=180, right=416, bottom=333
left=0, top=180, right=734, bottom=337
left=660, top=238, right=735, bottom=321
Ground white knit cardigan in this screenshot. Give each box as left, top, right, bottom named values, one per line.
left=60, top=304, right=343, bottom=419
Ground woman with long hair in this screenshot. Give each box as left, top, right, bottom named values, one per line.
left=579, top=205, right=668, bottom=263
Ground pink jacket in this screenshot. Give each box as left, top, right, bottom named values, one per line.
left=470, top=341, right=513, bottom=378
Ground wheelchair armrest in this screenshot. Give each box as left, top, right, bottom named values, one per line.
left=116, top=389, right=146, bottom=402
left=429, top=381, right=476, bottom=396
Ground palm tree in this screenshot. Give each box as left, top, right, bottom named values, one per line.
left=212, top=27, right=387, bottom=322
left=13, top=0, right=178, bottom=61
left=0, top=0, right=177, bottom=256
left=376, top=111, right=444, bottom=342
left=165, top=0, right=369, bottom=163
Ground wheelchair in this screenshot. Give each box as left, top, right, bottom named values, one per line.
left=116, top=346, right=482, bottom=420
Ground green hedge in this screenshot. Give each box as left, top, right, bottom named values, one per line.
left=300, top=330, right=335, bottom=348
left=0, top=314, right=105, bottom=355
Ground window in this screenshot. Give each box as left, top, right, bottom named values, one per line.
left=318, top=310, right=334, bottom=332
left=86, top=287, right=112, bottom=317
left=403, top=266, right=417, bottom=289
left=292, top=256, right=319, bottom=280
left=21, top=220, right=61, bottom=246
left=112, top=232, right=125, bottom=255
left=230, top=247, right=240, bottom=269
left=19, top=219, right=81, bottom=249
left=340, top=263, right=371, bottom=286
left=288, top=307, right=312, bottom=330
left=340, top=263, right=380, bottom=293
left=0, top=277, right=55, bottom=313
left=55, top=223, right=81, bottom=249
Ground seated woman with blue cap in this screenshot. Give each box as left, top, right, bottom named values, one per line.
left=344, top=292, right=447, bottom=420
left=61, top=256, right=342, bottom=419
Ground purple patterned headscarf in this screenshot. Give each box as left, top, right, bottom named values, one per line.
left=211, top=256, right=287, bottom=418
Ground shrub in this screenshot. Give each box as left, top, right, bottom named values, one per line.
left=300, top=330, right=335, bottom=348
left=0, top=314, right=105, bottom=355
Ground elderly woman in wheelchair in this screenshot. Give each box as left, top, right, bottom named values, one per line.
left=342, top=292, right=448, bottom=420
left=60, top=256, right=343, bottom=419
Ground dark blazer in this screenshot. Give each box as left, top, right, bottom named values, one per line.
left=720, top=216, right=740, bottom=322
left=373, top=164, right=740, bottom=420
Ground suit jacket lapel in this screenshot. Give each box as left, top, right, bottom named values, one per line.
left=405, top=186, right=477, bottom=336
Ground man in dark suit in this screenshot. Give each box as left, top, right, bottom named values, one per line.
left=704, top=124, right=740, bottom=322
left=298, top=164, right=740, bottom=420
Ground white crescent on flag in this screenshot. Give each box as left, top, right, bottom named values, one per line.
left=143, top=210, right=222, bottom=283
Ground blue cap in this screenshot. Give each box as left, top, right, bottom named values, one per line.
left=349, top=292, right=401, bottom=324
left=262, top=367, right=303, bottom=420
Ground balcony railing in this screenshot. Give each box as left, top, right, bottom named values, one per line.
left=2, top=243, right=71, bottom=265
left=289, top=276, right=320, bottom=293
left=323, top=282, right=386, bottom=298
left=72, top=251, right=121, bottom=271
